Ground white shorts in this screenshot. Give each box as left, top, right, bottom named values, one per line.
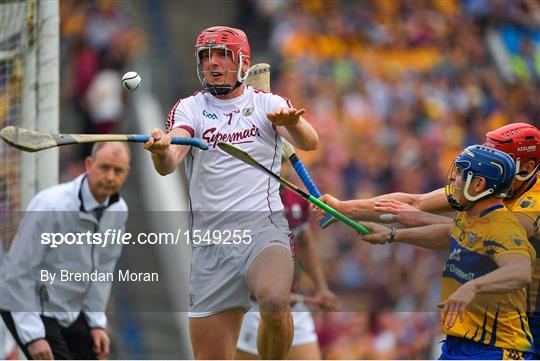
left=188, top=217, right=291, bottom=317
left=236, top=301, right=318, bottom=354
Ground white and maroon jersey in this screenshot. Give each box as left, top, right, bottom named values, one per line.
left=167, top=86, right=291, bottom=231
left=282, top=187, right=309, bottom=238
left=281, top=187, right=310, bottom=293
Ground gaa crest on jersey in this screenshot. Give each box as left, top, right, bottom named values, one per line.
left=242, top=107, right=254, bottom=116
left=448, top=248, right=461, bottom=261
left=519, top=196, right=537, bottom=209
left=203, top=110, right=218, bottom=120
left=513, top=236, right=522, bottom=246
left=467, top=232, right=477, bottom=246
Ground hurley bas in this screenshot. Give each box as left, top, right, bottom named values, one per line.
left=40, top=269, right=159, bottom=285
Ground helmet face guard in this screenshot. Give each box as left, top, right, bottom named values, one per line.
left=445, top=145, right=516, bottom=211
left=445, top=167, right=468, bottom=211
left=195, top=26, right=251, bottom=96
left=484, top=123, right=540, bottom=183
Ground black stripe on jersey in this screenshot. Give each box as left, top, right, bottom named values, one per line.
left=471, top=325, right=480, bottom=342
left=483, top=240, right=508, bottom=251
left=516, top=306, right=534, bottom=348
left=488, top=303, right=501, bottom=346
left=476, top=307, right=490, bottom=344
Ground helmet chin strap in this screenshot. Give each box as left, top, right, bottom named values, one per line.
left=237, top=55, right=249, bottom=83
left=462, top=171, right=495, bottom=201
left=205, top=80, right=244, bottom=96
left=445, top=170, right=497, bottom=211
left=445, top=184, right=469, bottom=211
left=514, top=158, right=540, bottom=182
left=206, top=84, right=234, bottom=96
left=504, top=160, right=539, bottom=199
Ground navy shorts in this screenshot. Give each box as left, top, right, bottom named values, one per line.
left=439, top=336, right=535, bottom=360
left=528, top=313, right=540, bottom=359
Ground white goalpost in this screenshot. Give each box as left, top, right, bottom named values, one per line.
left=0, top=1, right=59, bottom=357
left=0, top=0, right=59, bottom=213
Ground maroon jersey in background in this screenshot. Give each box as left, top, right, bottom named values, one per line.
left=281, top=187, right=310, bottom=237
left=281, top=187, right=311, bottom=294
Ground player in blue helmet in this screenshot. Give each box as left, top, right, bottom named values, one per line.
left=445, top=145, right=516, bottom=212
left=316, top=124, right=540, bottom=358
left=346, top=145, right=536, bottom=359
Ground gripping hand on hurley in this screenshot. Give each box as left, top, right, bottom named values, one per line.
left=144, top=127, right=192, bottom=175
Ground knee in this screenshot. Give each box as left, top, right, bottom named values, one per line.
left=257, top=290, right=290, bottom=320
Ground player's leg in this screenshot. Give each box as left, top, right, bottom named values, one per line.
left=287, top=306, right=321, bottom=359
left=246, top=245, right=294, bottom=359
left=189, top=308, right=245, bottom=359
left=188, top=244, right=252, bottom=360
left=236, top=305, right=262, bottom=360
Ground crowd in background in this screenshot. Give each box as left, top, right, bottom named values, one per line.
left=59, top=0, right=143, bottom=180
left=246, top=0, right=540, bottom=358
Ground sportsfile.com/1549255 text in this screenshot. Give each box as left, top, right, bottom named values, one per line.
left=40, top=229, right=253, bottom=248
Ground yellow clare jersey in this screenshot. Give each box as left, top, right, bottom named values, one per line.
left=506, top=175, right=540, bottom=314
left=442, top=205, right=535, bottom=352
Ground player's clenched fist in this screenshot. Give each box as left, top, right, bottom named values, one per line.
left=311, top=194, right=342, bottom=225
left=356, top=221, right=391, bottom=244
left=266, top=107, right=305, bottom=127
left=144, top=128, right=171, bottom=156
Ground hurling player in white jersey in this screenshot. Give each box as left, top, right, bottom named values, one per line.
left=144, top=26, right=318, bottom=360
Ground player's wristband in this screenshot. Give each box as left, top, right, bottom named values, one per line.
left=388, top=227, right=397, bottom=243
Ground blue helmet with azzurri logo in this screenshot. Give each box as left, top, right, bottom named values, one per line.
left=446, top=145, right=516, bottom=210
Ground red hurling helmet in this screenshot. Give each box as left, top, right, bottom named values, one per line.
left=195, top=26, right=251, bottom=96
left=484, top=123, right=540, bottom=181
left=196, top=26, right=250, bottom=63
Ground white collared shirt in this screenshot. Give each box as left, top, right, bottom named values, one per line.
left=81, top=177, right=109, bottom=213
left=0, top=174, right=128, bottom=344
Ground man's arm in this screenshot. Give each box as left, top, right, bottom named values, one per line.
left=358, top=222, right=451, bottom=250
left=372, top=199, right=454, bottom=227
left=144, top=127, right=192, bottom=175
left=316, top=188, right=451, bottom=224
left=439, top=253, right=531, bottom=328
left=514, top=214, right=537, bottom=238
left=294, top=227, right=339, bottom=311
left=468, top=253, right=531, bottom=293
left=270, top=108, right=319, bottom=151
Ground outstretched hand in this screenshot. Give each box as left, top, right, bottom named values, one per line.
left=439, top=282, right=476, bottom=329
left=374, top=199, right=423, bottom=227
left=307, top=289, right=341, bottom=311
left=267, top=108, right=305, bottom=127
left=357, top=221, right=391, bottom=245
left=311, top=194, right=342, bottom=226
